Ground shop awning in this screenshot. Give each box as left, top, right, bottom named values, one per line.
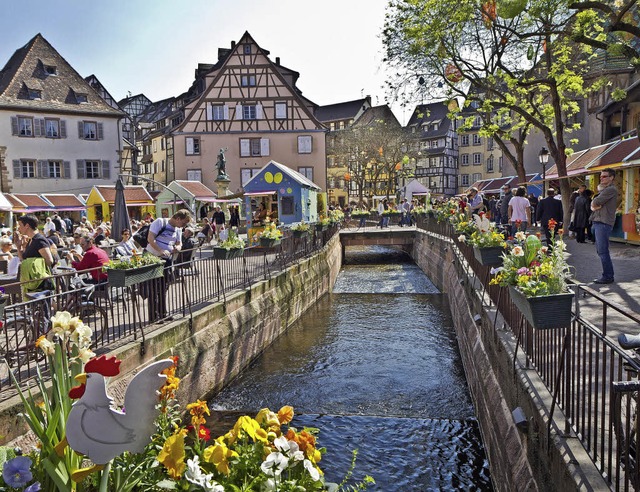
left=161, top=200, right=187, bottom=205
left=8, top=193, right=54, bottom=212
left=245, top=191, right=277, bottom=196
left=0, top=193, right=12, bottom=211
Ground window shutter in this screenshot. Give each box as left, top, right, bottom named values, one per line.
left=206, top=103, right=213, bottom=121
left=186, top=137, right=194, bottom=155
left=12, top=160, right=20, bottom=178
left=101, top=160, right=110, bottom=179
left=260, top=138, right=270, bottom=156
left=78, top=121, right=84, bottom=138
left=240, top=139, right=250, bottom=157
left=223, top=105, right=229, bottom=120
left=11, top=117, right=18, bottom=135
left=38, top=160, right=49, bottom=178
left=77, top=160, right=85, bottom=179
left=97, top=122, right=104, bottom=140
left=256, top=104, right=263, bottom=119
left=63, top=161, right=71, bottom=178
left=60, top=120, right=67, bottom=138
left=235, top=104, right=243, bottom=120
left=34, top=119, right=44, bottom=137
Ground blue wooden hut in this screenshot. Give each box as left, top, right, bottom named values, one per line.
left=244, top=161, right=320, bottom=241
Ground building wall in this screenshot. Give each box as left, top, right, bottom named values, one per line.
left=174, top=132, right=326, bottom=193
left=0, top=110, right=121, bottom=193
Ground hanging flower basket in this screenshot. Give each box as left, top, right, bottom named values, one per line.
left=293, top=230, right=309, bottom=239
left=213, top=247, right=244, bottom=260
left=107, top=263, right=164, bottom=288
left=473, top=246, right=504, bottom=266
left=260, top=238, right=281, bottom=248
left=509, top=286, right=574, bottom=330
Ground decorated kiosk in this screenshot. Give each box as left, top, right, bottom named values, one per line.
left=243, top=160, right=321, bottom=245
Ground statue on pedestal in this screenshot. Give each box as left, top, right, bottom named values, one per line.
left=215, top=148, right=229, bottom=180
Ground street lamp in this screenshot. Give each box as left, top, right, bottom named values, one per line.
left=538, top=147, right=549, bottom=196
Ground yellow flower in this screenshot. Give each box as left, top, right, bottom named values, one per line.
left=203, top=440, right=238, bottom=475
left=158, top=430, right=187, bottom=479
left=186, top=399, right=210, bottom=427
left=233, top=415, right=268, bottom=443
left=36, top=335, right=55, bottom=355
left=255, top=408, right=281, bottom=432
left=277, top=405, right=294, bottom=425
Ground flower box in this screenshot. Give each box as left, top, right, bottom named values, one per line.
left=473, top=246, right=504, bottom=266
left=107, top=263, right=164, bottom=288
left=292, top=230, right=309, bottom=238
left=509, top=286, right=574, bottom=330
left=260, top=238, right=281, bottom=248
left=384, top=212, right=402, bottom=218
left=213, top=247, right=244, bottom=260
left=316, top=224, right=328, bottom=232
left=352, top=213, right=370, bottom=219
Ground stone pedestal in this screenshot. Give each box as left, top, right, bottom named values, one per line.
left=215, top=174, right=232, bottom=217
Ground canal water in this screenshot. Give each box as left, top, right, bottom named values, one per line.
left=209, top=247, right=492, bottom=490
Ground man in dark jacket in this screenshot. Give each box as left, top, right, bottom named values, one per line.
left=536, top=188, right=564, bottom=247
left=499, top=184, right=513, bottom=235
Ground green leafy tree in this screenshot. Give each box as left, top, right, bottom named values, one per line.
left=382, top=0, right=610, bottom=228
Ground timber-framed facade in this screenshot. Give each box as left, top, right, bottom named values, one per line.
left=173, top=32, right=327, bottom=194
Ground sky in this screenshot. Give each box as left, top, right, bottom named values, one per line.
left=0, top=0, right=413, bottom=122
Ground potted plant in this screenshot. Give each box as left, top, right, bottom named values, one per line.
left=315, top=217, right=330, bottom=231
left=105, top=253, right=165, bottom=288
left=490, top=223, right=574, bottom=329
left=212, top=228, right=245, bottom=259
left=463, top=213, right=506, bottom=266
left=291, top=220, right=310, bottom=238
left=258, top=221, right=283, bottom=247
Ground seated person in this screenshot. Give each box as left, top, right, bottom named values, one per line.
left=0, top=237, right=14, bottom=261
left=253, top=203, right=268, bottom=225
left=66, top=235, right=110, bottom=283
left=114, top=228, right=138, bottom=258
left=177, top=227, right=197, bottom=265
left=93, top=226, right=106, bottom=246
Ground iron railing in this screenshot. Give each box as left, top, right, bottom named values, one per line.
left=0, top=226, right=338, bottom=399
left=415, top=215, right=640, bottom=490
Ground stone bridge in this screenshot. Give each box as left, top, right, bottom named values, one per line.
left=339, top=228, right=415, bottom=260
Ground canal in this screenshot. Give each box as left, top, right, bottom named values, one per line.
left=209, top=247, right=492, bottom=490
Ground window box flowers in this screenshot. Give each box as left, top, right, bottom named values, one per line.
left=213, top=229, right=245, bottom=259
left=291, top=221, right=310, bottom=238
left=351, top=209, right=370, bottom=219
left=105, top=254, right=165, bottom=288
left=258, top=221, right=283, bottom=247
left=463, top=214, right=507, bottom=266
left=328, top=209, right=345, bottom=225
left=490, top=224, right=574, bottom=329
left=315, top=217, right=330, bottom=231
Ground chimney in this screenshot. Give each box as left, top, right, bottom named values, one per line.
left=276, top=57, right=280, bottom=65
left=231, top=41, right=236, bottom=49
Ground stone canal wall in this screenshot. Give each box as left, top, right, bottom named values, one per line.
left=2, top=235, right=343, bottom=446
left=412, top=229, right=607, bottom=492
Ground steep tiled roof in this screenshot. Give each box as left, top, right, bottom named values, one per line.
left=354, top=105, right=401, bottom=128
left=94, top=185, right=153, bottom=203
left=407, top=101, right=454, bottom=137
left=174, top=180, right=217, bottom=199
left=0, top=34, right=123, bottom=116
left=315, top=98, right=370, bottom=122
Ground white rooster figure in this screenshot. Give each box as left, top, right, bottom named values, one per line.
left=66, top=355, right=174, bottom=465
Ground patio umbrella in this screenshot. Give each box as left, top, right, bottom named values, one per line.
left=111, top=177, right=131, bottom=243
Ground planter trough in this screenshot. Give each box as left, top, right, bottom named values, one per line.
left=107, top=263, right=164, bottom=288
left=473, top=246, right=504, bottom=266
left=509, top=286, right=574, bottom=329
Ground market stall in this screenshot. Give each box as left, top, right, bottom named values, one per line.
left=155, top=180, right=218, bottom=218
left=243, top=161, right=320, bottom=245
left=86, top=185, right=154, bottom=223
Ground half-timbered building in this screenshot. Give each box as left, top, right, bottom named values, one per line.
left=172, top=32, right=327, bottom=195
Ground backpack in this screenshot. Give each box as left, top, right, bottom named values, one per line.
left=133, top=220, right=167, bottom=249
left=482, top=196, right=490, bottom=211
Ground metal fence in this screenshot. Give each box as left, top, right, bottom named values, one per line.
left=415, top=215, right=640, bottom=491
left=0, top=226, right=338, bottom=399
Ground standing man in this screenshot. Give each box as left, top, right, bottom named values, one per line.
left=146, top=208, right=192, bottom=320
left=212, top=206, right=226, bottom=241
left=536, top=188, right=563, bottom=247
left=590, top=169, right=619, bottom=284
left=500, top=184, right=513, bottom=235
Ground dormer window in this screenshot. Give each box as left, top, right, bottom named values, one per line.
left=75, top=92, right=88, bottom=104
left=28, top=89, right=42, bottom=100
left=243, top=44, right=251, bottom=54
left=44, top=65, right=57, bottom=75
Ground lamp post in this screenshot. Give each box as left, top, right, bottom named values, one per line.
left=538, top=147, right=549, bottom=196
